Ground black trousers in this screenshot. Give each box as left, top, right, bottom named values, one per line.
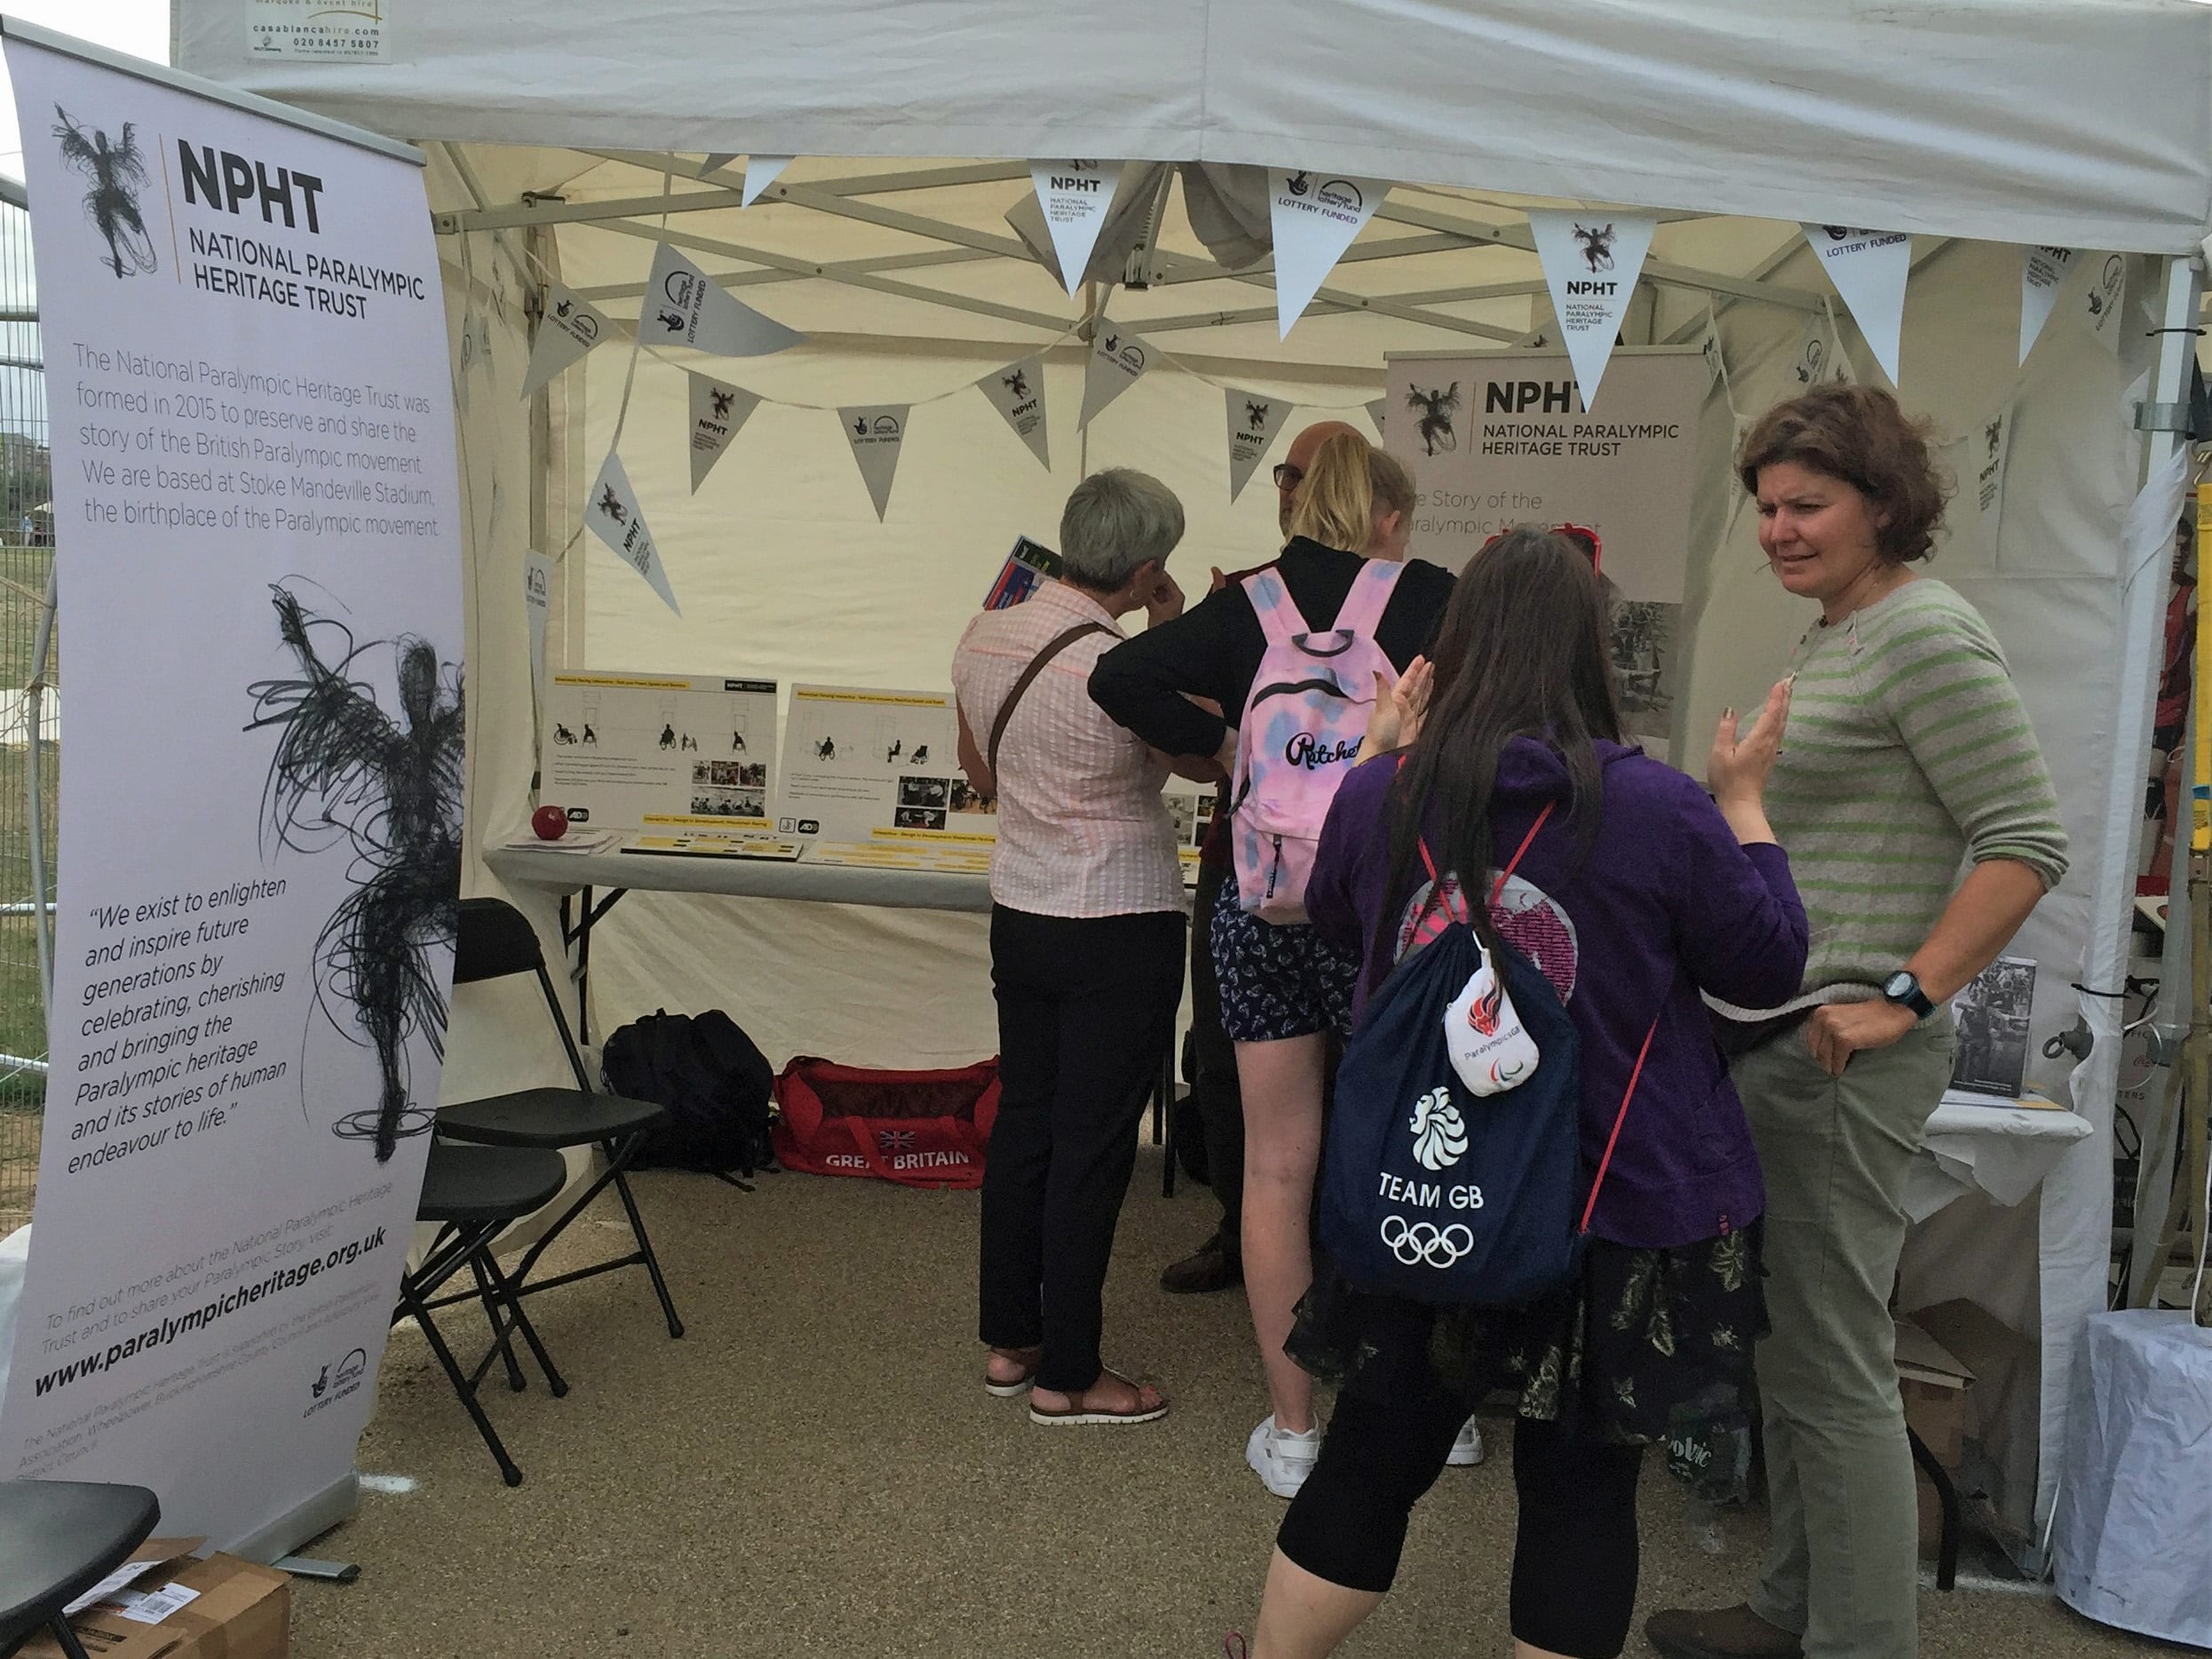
left=1188, top=861, right=1245, bottom=1254
left=1277, top=1381, right=1646, bottom=1659
left=978, top=904, right=1185, bottom=1393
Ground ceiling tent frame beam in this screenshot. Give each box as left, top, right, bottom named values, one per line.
left=569, top=245, right=997, bottom=306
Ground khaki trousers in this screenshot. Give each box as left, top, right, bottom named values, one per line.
left=1735, top=1014, right=1954, bottom=1659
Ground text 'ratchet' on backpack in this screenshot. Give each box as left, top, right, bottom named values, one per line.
left=600, top=1008, right=777, bottom=1183
left=1230, top=560, right=1404, bottom=923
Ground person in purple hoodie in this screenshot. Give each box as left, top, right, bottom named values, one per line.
left=1231, top=528, right=1805, bottom=1659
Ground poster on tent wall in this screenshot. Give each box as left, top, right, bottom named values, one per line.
left=0, top=32, right=464, bottom=1551
left=1383, top=348, right=1706, bottom=755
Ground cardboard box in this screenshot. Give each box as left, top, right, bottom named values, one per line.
left=21, top=1542, right=289, bottom=1659
left=1895, top=1318, right=1975, bottom=1554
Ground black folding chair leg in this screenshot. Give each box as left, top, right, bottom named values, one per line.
left=46, top=1615, right=95, bottom=1659
left=607, top=1161, right=685, bottom=1339
left=401, top=1282, right=526, bottom=1488
left=471, top=1251, right=529, bottom=1393
left=481, top=1251, right=568, bottom=1398
left=1907, top=1425, right=1961, bottom=1591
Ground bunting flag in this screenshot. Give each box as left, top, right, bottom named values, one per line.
left=687, top=373, right=761, bottom=492
left=1785, top=307, right=1853, bottom=391
left=741, top=155, right=792, bottom=207
left=2020, top=246, right=2076, bottom=365
left=1966, top=402, right=2015, bottom=558
left=840, top=405, right=910, bottom=520
left=1696, top=309, right=1726, bottom=394
left=1225, top=387, right=1295, bottom=502
left=1079, top=320, right=1154, bottom=428
left=1802, top=225, right=1911, bottom=385
left=2081, top=253, right=2127, bottom=354
left=521, top=280, right=609, bottom=400
left=642, top=242, right=807, bottom=357
left=702, top=153, right=739, bottom=174
left=525, top=551, right=552, bottom=706
left=978, top=355, right=1051, bottom=470
left=1269, top=168, right=1386, bottom=337
left=1525, top=210, right=1656, bottom=409
left=1029, top=160, right=1126, bottom=298
left=585, top=451, right=680, bottom=614
left=1366, top=395, right=1389, bottom=437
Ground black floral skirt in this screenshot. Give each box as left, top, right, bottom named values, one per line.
left=1288, top=1223, right=1766, bottom=1449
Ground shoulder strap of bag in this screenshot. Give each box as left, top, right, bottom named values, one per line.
left=1241, top=568, right=1303, bottom=648
left=987, top=621, right=1114, bottom=774
left=1332, top=558, right=1405, bottom=639
left=1580, top=1015, right=1660, bottom=1236
left=1415, top=799, right=1555, bottom=932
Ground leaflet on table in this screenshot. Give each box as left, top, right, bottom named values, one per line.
left=623, top=834, right=804, bottom=861
left=541, top=671, right=779, bottom=830
left=808, top=837, right=995, bottom=875
left=774, top=685, right=998, bottom=844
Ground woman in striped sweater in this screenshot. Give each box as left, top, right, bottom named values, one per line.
left=1648, top=385, right=2068, bottom=1659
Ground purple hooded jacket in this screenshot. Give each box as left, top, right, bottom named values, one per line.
left=1307, top=738, right=1808, bottom=1250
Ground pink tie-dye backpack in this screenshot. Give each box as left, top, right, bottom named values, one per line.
left=1230, top=560, right=1405, bottom=923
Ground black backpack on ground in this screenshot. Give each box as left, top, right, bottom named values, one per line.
left=601, top=1009, right=776, bottom=1179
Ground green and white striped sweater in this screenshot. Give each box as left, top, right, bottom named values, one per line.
left=1766, top=578, right=2069, bottom=996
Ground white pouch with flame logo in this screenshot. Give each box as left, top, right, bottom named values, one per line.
left=1445, top=941, right=1541, bottom=1096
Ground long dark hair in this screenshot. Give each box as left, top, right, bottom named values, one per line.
left=1371, top=528, right=1623, bottom=980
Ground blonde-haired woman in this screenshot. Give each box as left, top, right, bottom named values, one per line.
left=1091, top=432, right=1454, bottom=1495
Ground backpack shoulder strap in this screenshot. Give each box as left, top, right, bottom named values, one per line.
left=1241, top=568, right=1302, bottom=648
left=987, top=621, right=1113, bottom=774
left=1332, top=559, right=1406, bottom=639
left=1580, top=1014, right=1661, bottom=1236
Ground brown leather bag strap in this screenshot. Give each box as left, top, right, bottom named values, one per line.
left=986, top=623, right=1113, bottom=774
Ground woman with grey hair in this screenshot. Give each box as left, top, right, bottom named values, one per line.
left=952, top=467, right=1209, bottom=1425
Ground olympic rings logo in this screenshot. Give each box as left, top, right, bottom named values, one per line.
left=1380, top=1214, right=1475, bottom=1267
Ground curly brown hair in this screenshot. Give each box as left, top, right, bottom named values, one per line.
left=1737, top=384, right=1950, bottom=565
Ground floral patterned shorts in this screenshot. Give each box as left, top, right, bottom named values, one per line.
left=1209, top=901, right=1360, bottom=1043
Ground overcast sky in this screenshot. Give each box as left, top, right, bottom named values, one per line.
left=0, top=0, right=169, bottom=180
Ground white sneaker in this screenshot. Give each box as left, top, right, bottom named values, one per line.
left=1247, top=1413, right=1323, bottom=1497
left=1447, top=1416, right=1486, bottom=1467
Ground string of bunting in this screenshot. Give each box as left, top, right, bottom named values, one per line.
left=503, top=159, right=2134, bottom=614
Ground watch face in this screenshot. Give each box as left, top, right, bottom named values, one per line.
left=1883, top=971, right=1915, bottom=999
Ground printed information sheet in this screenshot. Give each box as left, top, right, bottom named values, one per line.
left=541, top=671, right=779, bottom=831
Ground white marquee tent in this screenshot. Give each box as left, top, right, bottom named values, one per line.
left=171, top=0, right=2212, bottom=1570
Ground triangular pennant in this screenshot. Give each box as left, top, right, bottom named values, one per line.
left=1029, top=161, right=1126, bottom=298
left=1967, top=401, right=2014, bottom=558
left=1225, top=387, right=1294, bottom=502
left=1269, top=168, right=1386, bottom=336
left=1785, top=307, right=1853, bottom=391
left=1696, top=309, right=1726, bottom=394
left=1820, top=302, right=1858, bottom=385
left=584, top=451, right=679, bottom=614
left=2020, top=247, right=2076, bottom=365
left=642, top=243, right=806, bottom=357
left=687, top=373, right=761, bottom=492
left=521, top=281, right=609, bottom=400
left=1802, top=225, right=1911, bottom=385
left=1524, top=210, right=1655, bottom=409
left=2081, top=253, right=2127, bottom=354
left=1365, top=395, right=1389, bottom=437
left=839, top=405, right=910, bottom=520
left=741, top=155, right=792, bottom=208
left=1079, top=321, right=1154, bottom=429
left=978, top=355, right=1051, bottom=470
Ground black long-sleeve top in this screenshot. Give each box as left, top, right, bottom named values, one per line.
left=1087, top=536, right=1457, bottom=758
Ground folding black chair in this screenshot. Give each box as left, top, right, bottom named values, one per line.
left=432, top=898, right=685, bottom=1342
left=0, top=1480, right=159, bottom=1659
left=398, top=1141, right=570, bottom=1487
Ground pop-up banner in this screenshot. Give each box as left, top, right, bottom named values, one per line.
left=0, top=24, right=464, bottom=1552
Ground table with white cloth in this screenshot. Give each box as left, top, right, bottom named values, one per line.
left=482, top=841, right=1190, bottom=1190
left=1904, top=1089, right=2096, bottom=1224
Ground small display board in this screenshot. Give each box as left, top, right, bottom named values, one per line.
left=774, top=684, right=998, bottom=845
left=1949, top=956, right=2037, bottom=1099
left=543, top=671, right=778, bottom=830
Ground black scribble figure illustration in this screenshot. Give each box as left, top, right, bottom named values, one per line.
left=815, top=734, right=836, bottom=761
left=710, top=388, right=735, bottom=418
left=247, top=585, right=464, bottom=1163
left=910, top=743, right=930, bottom=766
left=886, top=738, right=903, bottom=764
left=1285, top=171, right=1311, bottom=197
left=1246, top=401, right=1270, bottom=432
left=1573, top=222, right=1616, bottom=274
left=731, top=730, right=748, bottom=753
left=1002, top=369, right=1029, bottom=401
left=597, top=485, right=626, bottom=526
left=553, top=723, right=578, bottom=745
left=583, top=723, right=598, bottom=745
left=55, top=107, right=156, bottom=280
left=1406, top=383, right=1460, bottom=456
left=659, top=723, right=678, bottom=750
left=1986, top=420, right=2003, bottom=458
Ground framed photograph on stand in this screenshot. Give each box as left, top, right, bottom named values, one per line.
left=1949, top=956, right=2037, bottom=1098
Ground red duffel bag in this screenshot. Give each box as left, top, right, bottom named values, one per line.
left=772, top=1056, right=1000, bottom=1189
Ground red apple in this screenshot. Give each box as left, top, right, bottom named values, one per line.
left=531, top=805, right=570, bottom=841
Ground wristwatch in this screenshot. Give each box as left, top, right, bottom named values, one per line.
left=1882, top=970, right=1935, bottom=1019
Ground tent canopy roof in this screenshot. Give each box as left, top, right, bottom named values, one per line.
left=179, top=0, right=2212, bottom=255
